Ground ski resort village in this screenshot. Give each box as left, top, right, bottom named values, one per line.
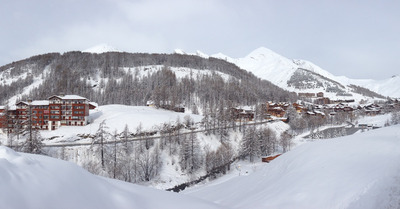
left=2, top=2, right=400, bottom=207
left=0, top=48, right=399, bottom=209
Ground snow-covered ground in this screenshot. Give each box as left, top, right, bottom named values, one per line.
left=39, top=105, right=203, bottom=144
left=184, top=124, right=400, bottom=209
left=357, top=113, right=392, bottom=127
left=2, top=113, right=399, bottom=208
left=0, top=146, right=223, bottom=209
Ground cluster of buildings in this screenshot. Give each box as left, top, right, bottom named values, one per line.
left=0, top=95, right=95, bottom=132
left=231, top=99, right=399, bottom=122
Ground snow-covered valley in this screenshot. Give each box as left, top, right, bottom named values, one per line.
left=0, top=46, right=399, bottom=208
left=1, top=116, right=399, bottom=208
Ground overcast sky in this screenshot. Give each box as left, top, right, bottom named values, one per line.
left=1, top=0, right=399, bottom=79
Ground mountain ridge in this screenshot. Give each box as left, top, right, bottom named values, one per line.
left=209, top=47, right=398, bottom=99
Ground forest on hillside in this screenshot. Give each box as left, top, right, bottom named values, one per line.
left=0, top=51, right=297, bottom=110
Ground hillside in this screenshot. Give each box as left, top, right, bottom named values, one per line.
left=0, top=51, right=296, bottom=110
left=212, top=47, right=398, bottom=99
left=185, top=125, right=400, bottom=209
left=0, top=146, right=223, bottom=209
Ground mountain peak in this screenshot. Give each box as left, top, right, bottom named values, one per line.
left=244, top=47, right=294, bottom=65
left=174, top=49, right=186, bottom=55
left=246, top=47, right=279, bottom=58
left=83, top=44, right=120, bottom=54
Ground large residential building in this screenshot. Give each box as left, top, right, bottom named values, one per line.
left=0, top=95, right=92, bottom=132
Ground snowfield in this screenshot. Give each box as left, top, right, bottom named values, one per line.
left=0, top=146, right=224, bottom=209
left=185, top=125, right=400, bottom=209
left=40, top=105, right=203, bottom=143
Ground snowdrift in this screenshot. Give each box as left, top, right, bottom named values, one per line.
left=186, top=125, right=400, bottom=209
left=0, top=146, right=223, bottom=209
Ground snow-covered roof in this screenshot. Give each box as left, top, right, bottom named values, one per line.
left=16, top=101, right=29, bottom=106
left=31, top=100, right=50, bottom=106
left=239, top=106, right=253, bottom=111
left=15, top=100, right=49, bottom=106
left=48, top=95, right=88, bottom=100
left=89, top=102, right=98, bottom=108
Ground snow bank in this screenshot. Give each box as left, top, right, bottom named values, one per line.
left=0, top=146, right=223, bottom=209
left=185, top=125, right=400, bottom=209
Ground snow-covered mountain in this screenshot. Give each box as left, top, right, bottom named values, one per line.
left=336, top=74, right=400, bottom=99
left=212, top=47, right=400, bottom=99
left=83, top=43, right=121, bottom=54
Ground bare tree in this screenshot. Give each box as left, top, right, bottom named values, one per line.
left=240, top=125, right=260, bottom=162
left=92, top=120, right=109, bottom=168
left=137, top=143, right=161, bottom=181
left=180, top=130, right=202, bottom=173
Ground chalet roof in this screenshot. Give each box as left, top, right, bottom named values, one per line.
left=48, top=95, right=88, bottom=100
left=0, top=106, right=4, bottom=110
left=16, top=101, right=29, bottom=106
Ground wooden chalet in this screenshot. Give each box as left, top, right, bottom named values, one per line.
left=265, top=102, right=289, bottom=117
left=231, top=107, right=255, bottom=121
left=292, top=103, right=307, bottom=113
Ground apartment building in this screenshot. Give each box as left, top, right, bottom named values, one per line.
left=0, top=95, right=91, bottom=132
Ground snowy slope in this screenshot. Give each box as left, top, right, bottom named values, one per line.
left=0, top=146, right=223, bottom=209
left=337, top=75, right=400, bottom=98
left=185, top=125, right=400, bottom=209
left=40, top=105, right=203, bottom=143
left=213, top=47, right=400, bottom=99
